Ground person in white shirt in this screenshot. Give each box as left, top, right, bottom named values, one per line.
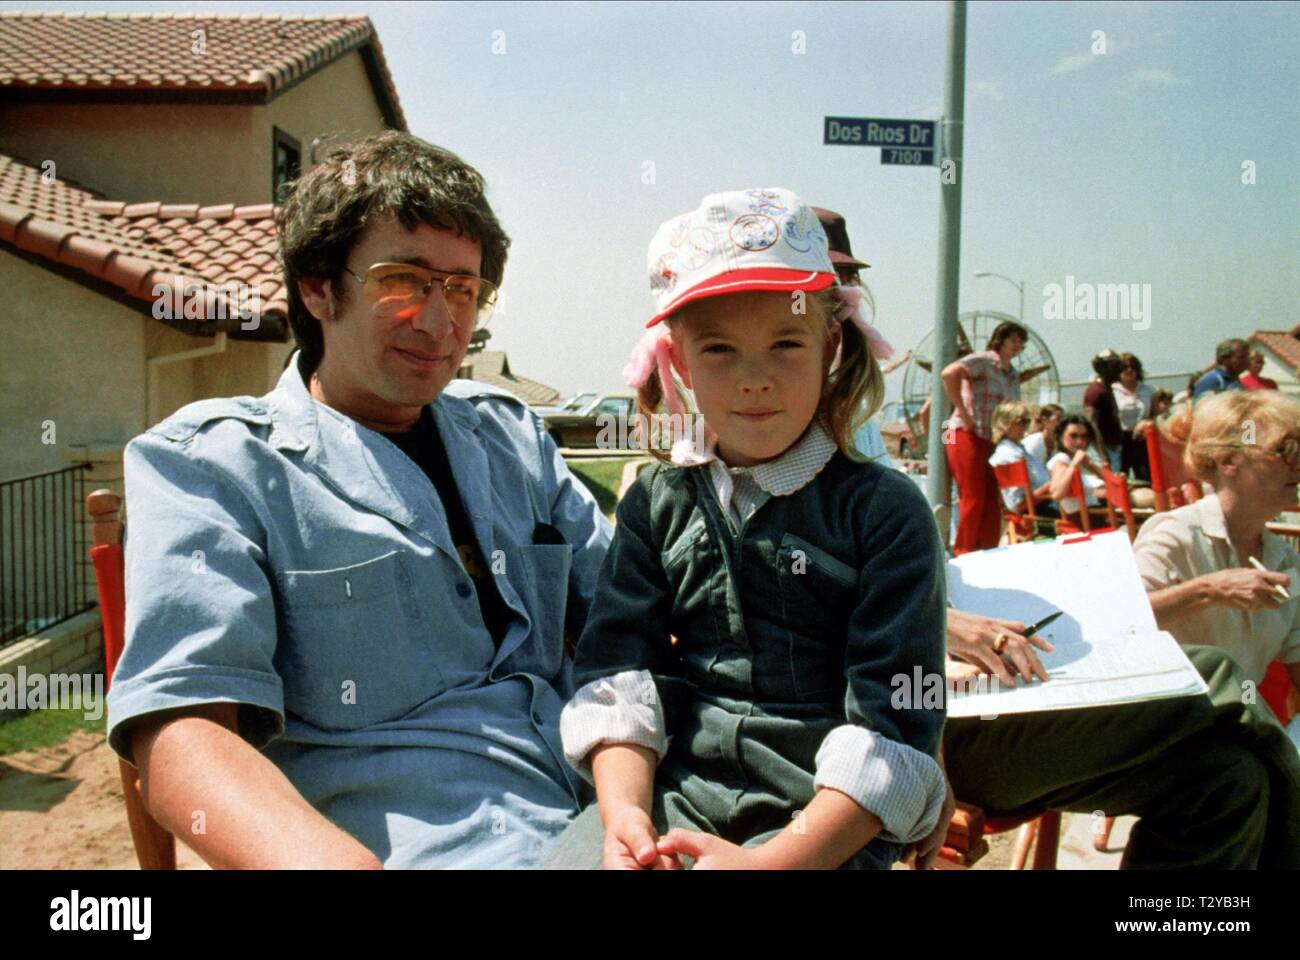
left=1022, top=403, right=1063, bottom=466
left=1112, top=352, right=1156, bottom=481
left=1134, top=390, right=1300, bottom=688
left=987, top=401, right=1056, bottom=522
left=1046, top=414, right=1107, bottom=521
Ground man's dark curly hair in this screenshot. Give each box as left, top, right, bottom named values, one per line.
left=276, top=131, right=510, bottom=375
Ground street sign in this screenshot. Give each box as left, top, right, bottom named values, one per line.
left=881, top=147, right=937, bottom=166
left=823, top=116, right=937, bottom=149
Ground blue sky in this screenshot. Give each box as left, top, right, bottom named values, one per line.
left=10, top=0, right=1299, bottom=401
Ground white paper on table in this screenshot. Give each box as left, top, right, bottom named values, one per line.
left=945, top=530, right=1208, bottom=718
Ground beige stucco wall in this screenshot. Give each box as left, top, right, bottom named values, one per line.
left=0, top=52, right=390, bottom=205
left=260, top=52, right=390, bottom=176
left=0, top=248, right=290, bottom=627
left=0, top=249, right=146, bottom=482
left=0, top=101, right=257, bottom=206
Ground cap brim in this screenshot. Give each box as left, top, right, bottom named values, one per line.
left=829, top=251, right=871, bottom=270
left=647, top=268, right=838, bottom=327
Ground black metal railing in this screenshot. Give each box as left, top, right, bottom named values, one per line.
left=0, top=464, right=93, bottom=648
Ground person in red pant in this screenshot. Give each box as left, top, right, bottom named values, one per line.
left=940, top=321, right=1036, bottom=553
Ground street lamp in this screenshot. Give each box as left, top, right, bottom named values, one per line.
left=974, top=271, right=1024, bottom=322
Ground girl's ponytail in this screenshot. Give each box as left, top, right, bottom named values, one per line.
left=819, top=291, right=885, bottom=462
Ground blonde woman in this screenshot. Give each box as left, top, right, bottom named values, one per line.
left=987, top=401, right=1056, bottom=519
left=1134, top=390, right=1300, bottom=688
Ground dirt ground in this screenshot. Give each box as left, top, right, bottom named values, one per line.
left=0, top=730, right=203, bottom=870
left=1, top=732, right=1033, bottom=870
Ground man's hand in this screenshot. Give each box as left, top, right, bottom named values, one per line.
left=946, top=609, right=1052, bottom=685
left=905, top=778, right=956, bottom=870
left=602, top=804, right=681, bottom=870
left=1206, top=567, right=1289, bottom=611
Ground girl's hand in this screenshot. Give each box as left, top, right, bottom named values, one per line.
left=656, top=829, right=768, bottom=869
left=906, top=779, right=956, bottom=870
left=1133, top=419, right=1155, bottom=439
left=603, top=805, right=682, bottom=870
left=1071, top=449, right=1087, bottom=468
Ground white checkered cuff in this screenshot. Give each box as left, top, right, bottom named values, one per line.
left=560, top=669, right=668, bottom=783
left=813, top=725, right=947, bottom=845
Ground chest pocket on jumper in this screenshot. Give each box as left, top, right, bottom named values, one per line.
left=277, top=550, right=444, bottom=730
left=776, top=532, right=859, bottom=699
left=660, top=511, right=725, bottom=670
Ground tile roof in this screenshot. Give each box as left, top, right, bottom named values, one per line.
left=1250, top=330, right=1300, bottom=374
left=0, top=11, right=405, bottom=129
left=0, top=150, right=287, bottom=338
left=460, top=350, right=561, bottom=406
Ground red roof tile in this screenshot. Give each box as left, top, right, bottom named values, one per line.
left=0, top=11, right=406, bottom=130
left=1250, top=331, right=1300, bottom=374
left=0, top=150, right=288, bottom=338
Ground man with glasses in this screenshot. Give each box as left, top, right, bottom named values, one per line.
left=106, top=132, right=613, bottom=868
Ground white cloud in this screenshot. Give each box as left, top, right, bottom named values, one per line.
left=1132, top=67, right=1180, bottom=85
left=1052, top=53, right=1094, bottom=74
left=971, top=80, right=1005, bottom=101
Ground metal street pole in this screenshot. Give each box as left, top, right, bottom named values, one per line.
left=924, top=0, right=967, bottom=527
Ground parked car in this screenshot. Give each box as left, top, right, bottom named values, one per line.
left=542, top=392, right=637, bottom=449
left=531, top=391, right=598, bottom=418
left=878, top=399, right=927, bottom=459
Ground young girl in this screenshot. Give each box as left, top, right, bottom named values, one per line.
left=549, top=189, right=949, bottom=870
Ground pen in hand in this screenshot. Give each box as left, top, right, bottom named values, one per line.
left=1023, top=610, right=1063, bottom=639
left=1247, top=556, right=1291, bottom=602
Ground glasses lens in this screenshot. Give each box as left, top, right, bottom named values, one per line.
left=445, top=275, right=499, bottom=311
left=361, top=265, right=497, bottom=327
left=364, top=264, right=434, bottom=305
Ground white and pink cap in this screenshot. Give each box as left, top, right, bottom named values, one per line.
left=644, top=188, right=837, bottom=328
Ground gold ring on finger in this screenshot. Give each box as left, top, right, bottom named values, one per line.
left=992, top=632, right=1008, bottom=654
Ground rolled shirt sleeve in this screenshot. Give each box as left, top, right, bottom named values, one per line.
left=834, top=469, right=949, bottom=843
left=107, top=428, right=285, bottom=763
left=563, top=471, right=674, bottom=774
left=560, top=669, right=668, bottom=781
left=814, top=725, right=946, bottom=844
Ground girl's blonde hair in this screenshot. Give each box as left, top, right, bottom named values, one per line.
left=991, top=401, right=1031, bottom=444
left=1161, top=390, right=1300, bottom=485
left=634, top=288, right=884, bottom=463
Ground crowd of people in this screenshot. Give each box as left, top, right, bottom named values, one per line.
left=101, top=131, right=1297, bottom=872
left=940, top=333, right=1284, bottom=555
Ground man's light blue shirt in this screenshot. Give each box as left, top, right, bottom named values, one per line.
left=851, top=420, right=897, bottom=471
left=107, top=354, right=613, bottom=868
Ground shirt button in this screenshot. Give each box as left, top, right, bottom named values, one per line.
left=456, top=582, right=472, bottom=598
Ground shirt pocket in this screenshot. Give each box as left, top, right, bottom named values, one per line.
left=276, top=550, right=445, bottom=729
left=496, top=542, right=571, bottom=680
left=660, top=512, right=725, bottom=676
left=776, top=533, right=858, bottom=699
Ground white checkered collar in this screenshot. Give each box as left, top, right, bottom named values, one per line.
left=703, top=418, right=839, bottom=498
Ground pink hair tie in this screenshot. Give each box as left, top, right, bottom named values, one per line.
left=831, top=284, right=894, bottom=360
left=622, top=326, right=714, bottom=464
